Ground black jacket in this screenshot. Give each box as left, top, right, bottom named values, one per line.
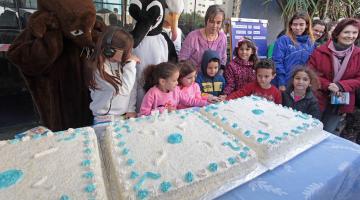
left=282, top=88, right=321, bottom=119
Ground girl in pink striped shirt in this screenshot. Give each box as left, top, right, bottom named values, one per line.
left=140, top=62, right=208, bottom=116
left=177, top=61, right=220, bottom=109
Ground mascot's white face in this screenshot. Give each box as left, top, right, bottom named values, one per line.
left=129, top=0, right=166, bottom=47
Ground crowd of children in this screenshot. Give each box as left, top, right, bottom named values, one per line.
left=88, top=10, right=360, bottom=137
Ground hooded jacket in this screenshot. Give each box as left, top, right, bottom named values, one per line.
left=282, top=87, right=321, bottom=119
left=195, top=50, right=226, bottom=96
left=272, top=35, right=315, bottom=87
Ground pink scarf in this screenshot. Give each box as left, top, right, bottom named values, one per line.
left=328, top=41, right=354, bottom=82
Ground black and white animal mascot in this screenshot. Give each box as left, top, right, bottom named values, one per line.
left=128, top=0, right=178, bottom=111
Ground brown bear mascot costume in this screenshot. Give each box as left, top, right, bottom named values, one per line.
left=7, top=0, right=105, bottom=131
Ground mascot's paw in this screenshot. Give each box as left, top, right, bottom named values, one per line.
left=29, top=11, right=60, bottom=38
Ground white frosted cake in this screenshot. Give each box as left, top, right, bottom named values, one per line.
left=201, top=95, right=327, bottom=168
left=103, top=109, right=258, bottom=200
left=0, top=127, right=108, bottom=200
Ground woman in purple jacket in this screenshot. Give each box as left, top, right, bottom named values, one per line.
left=179, top=4, right=227, bottom=70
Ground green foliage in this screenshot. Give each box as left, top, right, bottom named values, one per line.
left=179, top=12, right=205, bottom=36
left=264, top=0, right=360, bottom=21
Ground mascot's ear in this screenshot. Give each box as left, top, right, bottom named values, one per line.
left=92, top=19, right=106, bottom=43
left=29, top=11, right=59, bottom=38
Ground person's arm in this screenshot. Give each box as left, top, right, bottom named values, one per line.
left=178, top=32, right=194, bottom=61
left=223, top=63, right=235, bottom=95
left=117, top=60, right=137, bottom=95
left=139, top=89, right=155, bottom=116
left=307, top=51, right=332, bottom=91
left=337, top=60, right=360, bottom=92
left=179, top=88, right=208, bottom=107
left=7, top=11, right=63, bottom=76
left=274, top=88, right=282, bottom=104
left=219, top=31, right=227, bottom=66
left=307, top=98, right=321, bottom=120
left=272, top=37, right=287, bottom=89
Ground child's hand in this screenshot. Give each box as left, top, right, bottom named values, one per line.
left=279, top=85, right=286, bottom=92
left=208, top=95, right=221, bottom=103
left=125, top=112, right=137, bottom=119
left=219, top=95, right=227, bottom=101
left=167, top=106, right=177, bottom=112
left=127, top=54, right=141, bottom=64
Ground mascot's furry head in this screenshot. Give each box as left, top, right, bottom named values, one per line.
left=33, top=0, right=97, bottom=47
left=129, top=0, right=167, bottom=48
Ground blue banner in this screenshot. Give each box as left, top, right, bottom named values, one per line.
left=230, top=18, right=268, bottom=59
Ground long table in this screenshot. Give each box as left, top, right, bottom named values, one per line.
left=217, top=135, right=360, bottom=200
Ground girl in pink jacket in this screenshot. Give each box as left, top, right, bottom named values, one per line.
left=177, top=61, right=220, bottom=109
left=140, top=62, right=208, bottom=116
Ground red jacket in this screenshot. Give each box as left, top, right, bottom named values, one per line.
left=308, top=41, right=360, bottom=113
left=226, top=82, right=282, bottom=104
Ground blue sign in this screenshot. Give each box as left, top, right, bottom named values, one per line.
left=230, top=18, right=268, bottom=59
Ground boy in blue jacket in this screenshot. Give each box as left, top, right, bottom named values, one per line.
left=196, top=50, right=226, bottom=99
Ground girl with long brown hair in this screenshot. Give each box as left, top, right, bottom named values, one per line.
left=86, top=26, right=140, bottom=121
left=272, top=11, right=316, bottom=92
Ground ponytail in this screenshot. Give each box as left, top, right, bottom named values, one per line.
left=143, top=62, right=179, bottom=91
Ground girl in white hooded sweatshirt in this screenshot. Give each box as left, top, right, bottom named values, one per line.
left=86, top=26, right=140, bottom=123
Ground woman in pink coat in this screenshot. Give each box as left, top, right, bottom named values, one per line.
left=308, top=18, right=360, bottom=135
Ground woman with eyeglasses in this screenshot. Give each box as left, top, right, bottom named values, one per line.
left=312, top=19, right=327, bottom=46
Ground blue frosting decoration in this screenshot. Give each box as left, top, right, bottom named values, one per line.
left=239, top=152, right=247, bottom=159
left=130, top=171, right=139, bottom=179
left=295, top=113, right=310, bottom=120
left=228, top=157, right=237, bottom=165
left=127, top=159, right=135, bottom=166
left=160, top=181, right=172, bottom=193
left=114, top=127, right=122, bottom=132
left=167, top=133, right=183, bottom=144
left=84, top=148, right=92, bottom=154
left=9, top=139, right=20, bottom=144
left=133, top=172, right=161, bottom=191
left=257, top=130, right=270, bottom=142
left=83, top=171, right=94, bottom=179
left=83, top=140, right=90, bottom=145
left=117, top=141, right=126, bottom=147
left=208, top=163, right=218, bottom=172
left=252, top=109, right=264, bottom=115
left=232, top=123, right=239, bottom=129
left=63, top=133, right=77, bottom=141
left=84, top=184, right=96, bottom=193
left=251, top=96, right=261, bottom=101
left=60, top=195, right=70, bottom=200
left=122, top=148, right=130, bottom=155
left=115, top=134, right=123, bottom=139
left=0, top=169, right=23, bottom=189
left=221, top=117, right=227, bottom=123
left=222, top=142, right=240, bottom=151
left=31, top=134, right=42, bottom=140
left=81, top=160, right=91, bottom=167
left=184, top=172, right=194, bottom=183
left=243, top=146, right=250, bottom=152
left=137, top=190, right=149, bottom=200
left=244, top=130, right=251, bottom=137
